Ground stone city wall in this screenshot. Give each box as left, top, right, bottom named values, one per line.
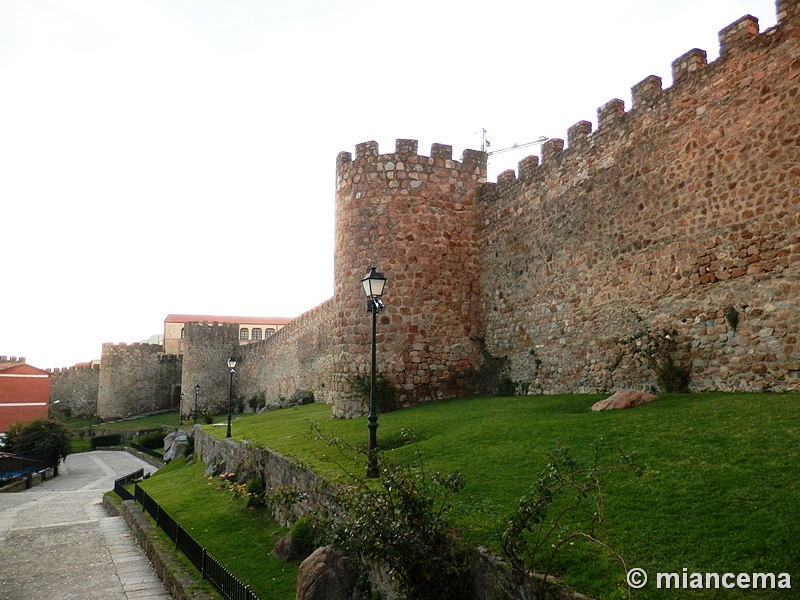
left=236, top=299, right=336, bottom=406
left=46, top=1, right=799, bottom=421
left=476, top=2, right=799, bottom=394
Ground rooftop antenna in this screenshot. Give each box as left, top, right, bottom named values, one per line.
left=474, top=128, right=491, bottom=153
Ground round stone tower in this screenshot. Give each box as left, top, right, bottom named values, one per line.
left=332, top=139, right=487, bottom=416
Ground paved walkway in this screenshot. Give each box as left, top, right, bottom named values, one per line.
left=0, top=451, right=171, bottom=600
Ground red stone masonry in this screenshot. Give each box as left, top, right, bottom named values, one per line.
left=477, top=0, right=799, bottom=393
left=332, top=140, right=487, bottom=415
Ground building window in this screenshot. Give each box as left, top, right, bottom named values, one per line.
left=266, top=328, right=275, bottom=337
left=239, top=328, right=249, bottom=340
left=252, top=328, right=262, bottom=340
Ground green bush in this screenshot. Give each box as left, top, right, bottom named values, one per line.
left=184, top=433, right=195, bottom=457
left=501, top=442, right=642, bottom=598
left=657, top=356, right=690, bottom=393
left=310, top=426, right=470, bottom=600
left=290, top=517, right=320, bottom=556
left=346, top=374, right=398, bottom=413
left=248, top=392, right=266, bottom=412
left=133, top=430, right=166, bottom=450
left=90, top=434, right=122, bottom=449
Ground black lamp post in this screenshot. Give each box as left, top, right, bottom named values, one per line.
left=226, top=357, right=236, bottom=438
left=361, top=266, right=387, bottom=478
left=194, top=384, right=200, bottom=425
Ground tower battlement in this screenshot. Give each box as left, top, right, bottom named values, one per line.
left=336, top=139, right=487, bottom=188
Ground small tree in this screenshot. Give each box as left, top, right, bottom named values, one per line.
left=308, top=424, right=470, bottom=600
left=3, top=417, right=72, bottom=462
left=501, top=441, right=643, bottom=598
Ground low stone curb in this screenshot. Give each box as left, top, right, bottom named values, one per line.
left=103, top=494, right=214, bottom=600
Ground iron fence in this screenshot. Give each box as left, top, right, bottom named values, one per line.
left=113, top=473, right=260, bottom=600
left=130, top=442, right=164, bottom=460
left=113, top=468, right=143, bottom=502
left=176, top=523, right=204, bottom=571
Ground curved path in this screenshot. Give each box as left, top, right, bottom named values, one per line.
left=0, top=450, right=170, bottom=600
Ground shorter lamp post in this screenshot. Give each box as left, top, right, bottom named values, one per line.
left=361, top=266, right=387, bottom=478
left=226, top=357, right=236, bottom=438
left=194, top=384, right=200, bottom=425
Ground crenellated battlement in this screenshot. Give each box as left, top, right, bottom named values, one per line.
left=480, top=1, right=793, bottom=198
left=100, top=342, right=167, bottom=366
left=336, top=138, right=487, bottom=186
left=183, top=321, right=240, bottom=344
left=245, top=299, right=332, bottom=351
left=47, top=363, right=99, bottom=373
left=0, top=356, right=25, bottom=364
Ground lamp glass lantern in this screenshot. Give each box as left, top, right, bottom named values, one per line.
left=227, top=357, right=237, bottom=371
left=361, top=267, right=387, bottom=299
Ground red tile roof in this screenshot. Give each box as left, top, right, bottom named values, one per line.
left=164, top=314, right=293, bottom=326
left=0, top=363, right=50, bottom=376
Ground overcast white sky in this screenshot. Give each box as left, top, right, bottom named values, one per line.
left=0, top=0, right=778, bottom=369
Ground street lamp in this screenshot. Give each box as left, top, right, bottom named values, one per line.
left=361, top=266, right=387, bottom=478
left=226, top=357, right=236, bottom=438
left=194, top=384, right=200, bottom=425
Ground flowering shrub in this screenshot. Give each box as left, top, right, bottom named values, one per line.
left=205, top=471, right=306, bottom=511
left=308, top=424, right=471, bottom=600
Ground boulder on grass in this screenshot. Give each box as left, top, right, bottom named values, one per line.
left=592, top=389, right=658, bottom=411
left=296, top=546, right=358, bottom=600
left=163, top=431, right=188, bottom=461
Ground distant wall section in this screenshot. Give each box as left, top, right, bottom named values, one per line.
left=97, top=343, right=181, bottom=420
left=49, top=364, right=99, bottom=417
left=236, top=299, right=336, bottom=406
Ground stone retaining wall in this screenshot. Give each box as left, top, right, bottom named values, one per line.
left=193, top=427, right=335, bottom=526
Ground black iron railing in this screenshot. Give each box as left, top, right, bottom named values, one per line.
left=130, top=442, right=164, bottom=460
left=114, top=470, right=259, bottom=600
left=113, top=468, right=143, bottom=501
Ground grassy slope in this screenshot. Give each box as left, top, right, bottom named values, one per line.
left=203, top=392, right=799, bottom=599
left=138, top=458, right=298, bottom=600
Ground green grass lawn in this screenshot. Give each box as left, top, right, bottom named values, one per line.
left=66, top=410, right=182, bottom=430
left=193, top=392, right=799, bottom=599
left=137, top=458, right=298, bottom=600
left=66, top=410, right=260, bottom=453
